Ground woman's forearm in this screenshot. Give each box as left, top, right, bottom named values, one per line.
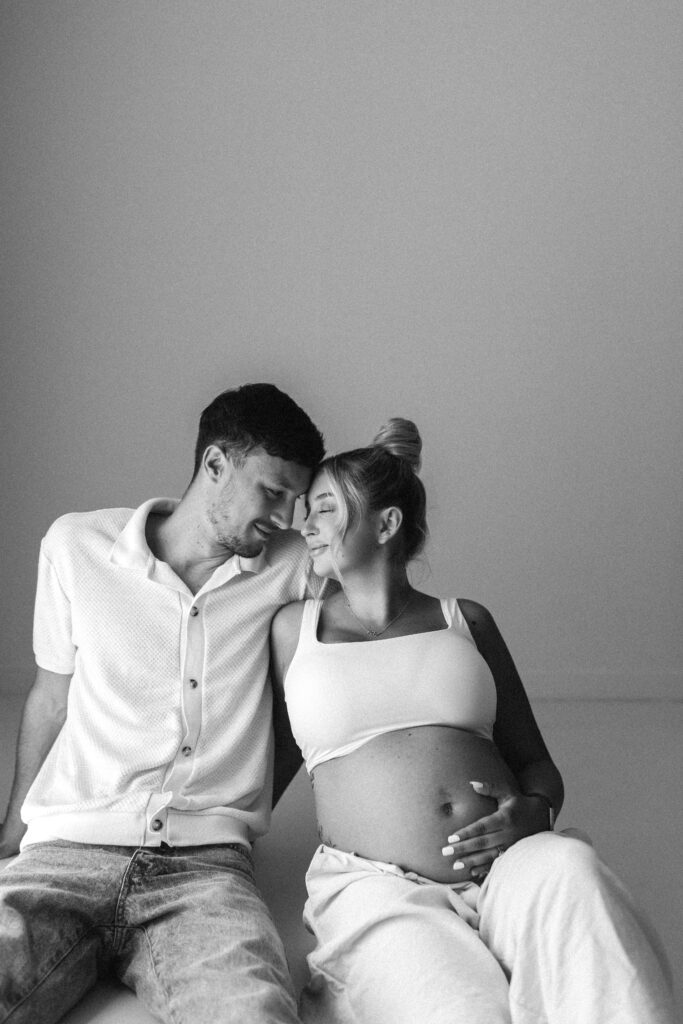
left=516, top=757, right=564, bottom=824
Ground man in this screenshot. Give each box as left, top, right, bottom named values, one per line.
left=0, top=383, right=324, bottom=1024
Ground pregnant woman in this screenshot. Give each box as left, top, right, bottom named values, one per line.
left=270, top=419, right=676, bottom=1024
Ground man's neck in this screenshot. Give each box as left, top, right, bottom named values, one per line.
left=146, top=501, right=233, bottom=595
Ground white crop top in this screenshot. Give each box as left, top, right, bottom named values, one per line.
left=284, top=598, right=497, bottom=772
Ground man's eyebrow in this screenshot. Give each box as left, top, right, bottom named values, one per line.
left=266, top=472, right=301, bottom=493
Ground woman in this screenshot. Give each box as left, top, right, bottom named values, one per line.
left=270, top=419, right=676, bottom=1024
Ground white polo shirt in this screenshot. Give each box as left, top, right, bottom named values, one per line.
left=23, top=498, right=319, bottom=850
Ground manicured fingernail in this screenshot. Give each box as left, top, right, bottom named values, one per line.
left=447, top=833, right=460, bottom=843
left=441, top=845, right=454, bottom=856
left=470, top=781, right=484, bottom=791
left=453, top=861, right=465, bottom=871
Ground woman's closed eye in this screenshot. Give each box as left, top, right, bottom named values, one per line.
left=304, top=506, right=335, bottom=521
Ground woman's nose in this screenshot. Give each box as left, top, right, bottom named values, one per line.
left=301, top=515, right=316, bottom=537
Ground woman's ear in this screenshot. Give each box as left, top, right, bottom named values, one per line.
left=377, top=506, right=403, bottom=545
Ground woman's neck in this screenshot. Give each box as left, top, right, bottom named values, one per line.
left=338, top=565, right=413, bottom=634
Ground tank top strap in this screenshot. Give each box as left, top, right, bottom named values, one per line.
left=440, top=596, right=456, bottom=627
left=446, top=597, right=478, bottom=642
left=298, top=598, right=323, bottom=648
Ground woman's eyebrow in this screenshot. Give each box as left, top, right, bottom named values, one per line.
left=310, top=491, right=334, bottom=502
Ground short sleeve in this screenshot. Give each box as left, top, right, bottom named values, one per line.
left=32, top=539, right=76, bottom=674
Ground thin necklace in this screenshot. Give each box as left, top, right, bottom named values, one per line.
left=344, top=591, right=413, bottom=639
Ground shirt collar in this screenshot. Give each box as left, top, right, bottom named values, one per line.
left=109, top=497, right=269, bottom=581
left=235, top=548, right=268, bottom=574
left=110, top=498, right=178, bottom=571
left=202, top=546, right=267, bottom=591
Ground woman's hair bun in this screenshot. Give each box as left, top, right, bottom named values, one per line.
left=372, top=418, right=422, bottom=473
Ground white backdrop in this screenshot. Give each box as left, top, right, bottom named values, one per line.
left=1, top=1, right=681, bottom=701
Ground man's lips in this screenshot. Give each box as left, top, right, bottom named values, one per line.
left=254, top=524, right=273, bottom=539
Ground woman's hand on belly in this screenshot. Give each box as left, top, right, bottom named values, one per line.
left=441, top=779, right=553, bottom=879
left=312, top=726, right=533, bottom=883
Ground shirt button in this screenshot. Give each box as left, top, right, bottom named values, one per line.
left=182, top=746, right=192, bottom=757
left=189, top=679, right=198, bottom=689
left=190, top=606, right=199, bottom=617
left=150, top=818, right=163, bottom=832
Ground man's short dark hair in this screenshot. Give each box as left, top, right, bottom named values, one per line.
left=192, top=383, right=325, bottom=477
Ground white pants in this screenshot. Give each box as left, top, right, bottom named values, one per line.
left=300, top=832, right=677, bottom=1024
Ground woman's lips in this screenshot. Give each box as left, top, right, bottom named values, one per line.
left=308, top=545, right=328, bottom=556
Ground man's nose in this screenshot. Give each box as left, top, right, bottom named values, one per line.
left=271, top=496, right=296, bottom=530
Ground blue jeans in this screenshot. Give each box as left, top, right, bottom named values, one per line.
left=0, top=840, right=300, bottom=1024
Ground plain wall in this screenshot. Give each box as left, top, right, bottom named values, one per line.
left=1, top=1, right=682, bottom=702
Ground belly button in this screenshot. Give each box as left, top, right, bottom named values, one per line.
left=440, top=802, right=454, bottom=816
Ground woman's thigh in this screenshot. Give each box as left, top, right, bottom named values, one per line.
left=301, top=847, right=511, bottom=1024
left=477, top=832, right=677, bottom=1024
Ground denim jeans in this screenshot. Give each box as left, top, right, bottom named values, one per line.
left=0, top=840, right=300, bottom=1024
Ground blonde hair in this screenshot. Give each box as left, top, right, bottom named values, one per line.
left=319, top=418, right=427, bottom=563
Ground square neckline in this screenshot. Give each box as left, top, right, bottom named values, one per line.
left=313, top=596, right=452, bottom=646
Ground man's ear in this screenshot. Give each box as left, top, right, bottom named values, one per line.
left=202, top=444, right=230, bottom=483
left=377, top=506, right=403, bottom=545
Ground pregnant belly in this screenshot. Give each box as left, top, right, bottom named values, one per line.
left=311, top=725, right=517, bottom=883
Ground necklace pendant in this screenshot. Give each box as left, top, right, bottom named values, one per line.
left=343, top=593, right=413, bottom=640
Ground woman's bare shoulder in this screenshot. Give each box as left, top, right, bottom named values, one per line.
left=456, top=598, right=495, bottom=628
left=456, top=599, right=506, bottom=656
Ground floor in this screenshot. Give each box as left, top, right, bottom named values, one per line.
left=1, top=694, right=681, bottom=1020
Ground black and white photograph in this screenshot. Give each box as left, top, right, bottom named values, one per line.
left=1, top=3, right=681, bottom=1021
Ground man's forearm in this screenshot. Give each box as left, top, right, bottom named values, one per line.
left=0, top=668, right=70, bottom=855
